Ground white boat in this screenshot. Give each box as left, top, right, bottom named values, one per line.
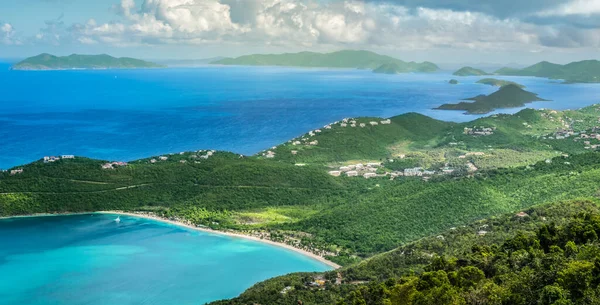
left=115, top=216, right=121, bottom=223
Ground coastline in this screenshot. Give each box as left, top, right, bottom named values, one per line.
left=0, top=211, right=341, bottom=269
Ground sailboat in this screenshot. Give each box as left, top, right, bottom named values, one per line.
left=115, top=216, right=121, bottom=223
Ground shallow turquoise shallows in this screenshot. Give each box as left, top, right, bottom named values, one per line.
left=0, top=214, right=331, bottom=305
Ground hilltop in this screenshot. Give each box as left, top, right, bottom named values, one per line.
left=436, top=84, right=547, bottom=114
left=11, top=53, right=164, bottom=70
left=495, top=60, right=600, bottom=83
left=476, top=78, right=525, bottom=88
left=452, top=66, right=491, bottom=76
left=212, top=50, right=439, bottom=72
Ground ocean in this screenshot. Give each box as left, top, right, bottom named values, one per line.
left=1, top=63, right=600, bottom=169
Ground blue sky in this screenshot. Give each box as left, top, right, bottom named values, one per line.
left=1, top=0, right=600, bottom=64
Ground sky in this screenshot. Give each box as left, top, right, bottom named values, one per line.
left=1, top=0, right=600, bottom=65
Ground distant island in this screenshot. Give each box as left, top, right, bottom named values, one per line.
left=435, top=84, right=547, bottom=114
left=11, top=53, right=165, bottom=70
left=373, top=63, right=405, bottom=74
left=449, top=79, right=459, bottom=84
left=453, top=66, right=491, bottom=76
left=212, top=50, right=439, bottom=73
left=477, top=78, right=525, bottom=88
left=495, top=60, right=600, bottom=83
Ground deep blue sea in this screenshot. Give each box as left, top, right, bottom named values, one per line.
left=2, top=62, right=600, bottom=169
left=0, top=214, right=330, bottom=305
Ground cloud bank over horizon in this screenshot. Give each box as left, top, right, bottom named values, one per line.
left=1, top=0, right=600, bottom=63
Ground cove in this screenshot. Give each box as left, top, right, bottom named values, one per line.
left=0, top=213, right=331, bottom=305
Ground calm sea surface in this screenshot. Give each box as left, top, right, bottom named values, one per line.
left=1, top=63, right=600, bottom=169
left=0, top=214, right=330, bottom=305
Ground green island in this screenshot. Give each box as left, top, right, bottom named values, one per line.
left=211, top=50, right=439, bottom=73
left=453, top=67, right=491, bottom=76
left=4, top=103, right=600, bottom=304
left=11, top=53, right=164, bottom=70
left=436, top=84, right=547, bottom=114
left=476, top=78, right=525, bottom=88
left=449, top=79, right=459, bottom=85
left=495, top=60, right=600, bottom=83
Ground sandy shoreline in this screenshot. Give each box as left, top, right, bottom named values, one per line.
left=1, top=211, right=341, bottom=269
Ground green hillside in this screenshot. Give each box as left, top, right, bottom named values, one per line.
left=452, top=66, right=491, bottom=76
left=212, top=50, right=439, bottom=72
left=476, top=78, right=525, bottom=88
left=4, top=105, right=600, bottom=266
left=495, top=60, right=600, bottom=83
left=436, top=84, right=547, bottom=114
left=11, top=53, right=164, bottom=70
left=212, top=199, right=600, bottom=305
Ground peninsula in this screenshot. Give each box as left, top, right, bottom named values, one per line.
left=435, top=84, right=547, bottom=114
left=11, top=53, right=165, bottom=70
left=495, top=59, right=600, bottom=83
left=211, top=50, right=439, bottom=72
left=4, top=104, right=600, bottom=304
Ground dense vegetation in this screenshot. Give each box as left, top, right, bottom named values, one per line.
left=476, top=78, right=525, bottom=88
left=213, top=200, right=600, bottom=305
left=436, top=84, right=547, bottom=114
left=495, top=60, right=600, bottom=83
left=453, top=67, right=491, bottom=76
left=212, top=50, right=439, bottom=72
left=11, top=53, right=164, bottom=70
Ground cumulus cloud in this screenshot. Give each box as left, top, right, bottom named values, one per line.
left=9, top=0, right=600, bottom=52
left=1, top=22, right=21, bottom=45
left=537, top=0, right=600, bottom=16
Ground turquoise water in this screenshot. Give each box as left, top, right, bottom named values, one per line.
left=1, top=63, right=600, bottom=169
left=0, top=214, right=331, bottom=305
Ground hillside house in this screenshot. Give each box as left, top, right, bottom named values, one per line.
left=293, top=141, right=301, bottom=145
left=346, top=171, right=358, bottom=177
left=150, top=159, right=157, bottom=163
left=309, top=140, right=318, bottom=145
left=61, top=155, right=75, bottom=159
left=381, top=119, right=391, bottom=124
left=339, top=166, right=351, bottom=172
left=340, top=123, right=347, bottom=127
left=10, top=169, right=23, bottom=175
left=265, top=151, right=276, bottom=158
left=360, top=123, right=366, bottom=128
left=159, top=156, right=168, bottom=161
left=404, top=167, right=423, bottom=176
left=328, top=171, right=341, bottom=177
left=369, top=121, right=379, bottom=126
left=291, top=150, right=298, bottom=155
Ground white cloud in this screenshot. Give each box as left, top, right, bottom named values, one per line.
left=1, top=22, right=21, bottom=45
left=537, top=0, right=600, bottom=16
left=12, top=0, right=599, bottom=52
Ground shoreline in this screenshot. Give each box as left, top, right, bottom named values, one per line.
left=1, top=211, right=341, bottom=269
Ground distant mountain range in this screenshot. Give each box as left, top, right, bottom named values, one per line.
left=11, top=54, right=164, bottom=70
left=212, top=50, right=439, bottom=73
left=495, top=60, right=600, bottom=83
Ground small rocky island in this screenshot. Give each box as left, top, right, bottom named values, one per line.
left=435, top=84, right=547, bottom=114
left=449, top=79, right=459, bottom=84
left=12, top=53, right=165, bottom=70
left=477, top=78, right=525, bottom=88
left=453, top=66, right=491, bottom=76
